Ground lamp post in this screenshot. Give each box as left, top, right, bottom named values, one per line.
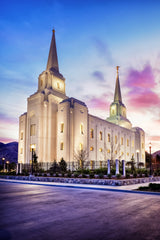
left=2, top=157, right=5, bottom=172
left=136, top=150, right=139, bottom=169
left=149, top=142, right=152, bottom=176
left=6, top=161, right=10, bottom=172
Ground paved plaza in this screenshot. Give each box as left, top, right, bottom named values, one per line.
left=0, top=181, right=160, bottom=240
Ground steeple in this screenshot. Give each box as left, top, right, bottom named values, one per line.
left=106, top=66, right=132, bottom=129
left=114, top=66, right=122, bottom=103
left=46, top=29, right=59, bottom=72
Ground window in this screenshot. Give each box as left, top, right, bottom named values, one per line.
left=90, top=129, right=94, bottom=138
left=115, top=135, right=117, bottom=144
left=57, top=82, right=60, bottom=89
left=20, top=132, right=23, bottom=140
left=127, top=152, right=129, bottom=156
left=20, top=148, right=23, bottom=154
left=107, top=149, right=110, bottom=153
left=99, top=148, right=102, bottom=152
left=142, top=154, right=144, bottom=159
left=127, top=139, right=129, bottom=147
left=90, top=161, right=93, bottom=170
left=90, top=146, right=94, bottom=151
left=80, top=143, right=83, bottom=151
left=100, top=161, right=102, bottom=168
left=112, top=109, right=115, bottom=115
left=61, top=123, right=64, bottom=133
left=99, top=131, right=102, bottom=140
left=108, top=133, right=110, bottom=142
left=121, top=152, right=124, bottom=156
left=60, top=142, right=64, bottom=150
left=121, top=137, right=123, bottom=145
left=40, top=79, right=43, bottom=87
left=115, top=150, right=117, bottom=155
left=132, top=140, right=134, bottom=147
left=30, top=124, right=36, bottom=136
left=142, top=143, right=144, bottom=149
left=80, top=124, right=84, bottom=135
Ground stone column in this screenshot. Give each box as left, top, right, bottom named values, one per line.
left=122, top=160, right=126, bottom=177
left=116, top=159, right=119, bottom=175
left=107, top=159, right=110, bottom=175
left=20, top=163, right=22, bottom=174
left=16, top=163, right=19, bottom=174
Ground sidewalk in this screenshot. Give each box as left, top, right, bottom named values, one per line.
left=0, top=178, right=160, bottom=195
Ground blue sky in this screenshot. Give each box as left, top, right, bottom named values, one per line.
left=0, top=0, right=160, bottom=152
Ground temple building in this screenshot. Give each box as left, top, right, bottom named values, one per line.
left=18, top=30, right=145, bottom=169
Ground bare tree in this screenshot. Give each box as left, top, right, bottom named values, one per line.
left=74, top=149, right=89, bottom=170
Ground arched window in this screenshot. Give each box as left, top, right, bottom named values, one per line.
left=61, top=123, right=64, bottom=133
left=99, top=131, right=102, bottom=140
left=90, top=129, right=94, bottom=138
left=108, top=133, right=110, bottom=142
left=115, top=135, right=117, bottom=144
left=80, top=124, right=84, bottom=135
left=80, top=143, right=83, bottom=151
left=60, top=142, right=64, bottom=150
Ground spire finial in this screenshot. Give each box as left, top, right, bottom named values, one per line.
left=116, top=66, right=120, bottom=77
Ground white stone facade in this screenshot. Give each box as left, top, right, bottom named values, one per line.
left=18, top=31, right=145, bottom=168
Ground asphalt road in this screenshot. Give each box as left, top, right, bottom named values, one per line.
left=0, top=182, right=160, bottom=240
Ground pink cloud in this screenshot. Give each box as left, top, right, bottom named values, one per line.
left=129, top=90, right=160, bottom=108
left=86, top=97, right=110, bottom=110
left=0, top=137, right=18, bottom=143
left=125, top=64, right=160, bottom=109
left=0, top=113, right=18, bottom=125
left=149, top=136, right=160, bottom=142
left=126, top=64, right=155, bottom=89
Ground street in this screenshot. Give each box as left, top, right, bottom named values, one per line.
left=0, top=182, right=160, bottom=240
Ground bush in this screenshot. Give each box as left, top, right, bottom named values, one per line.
left=111, top=168, right=116, bottom=175
left=98, top=173, right=104, bottom=179
left=67, top=172, right=72, bottom=178
left=59, top=158, right=67, bottom=172
left=116, top=173, right=121, bottom=179
left=89, top=172, right=95, bottom=178
left=74, top=172, right=79, bottom=178
left=126, top=173, right=130, bottom=179
left=107, top=173, right=112, bottom=179
left=133, top=172, right=137, bottom=178
left=82, top=173, right=87, bottom=178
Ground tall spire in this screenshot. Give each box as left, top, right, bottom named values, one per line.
left=114, top=66, right=122, bottom=102
left=46, top=29, right=59, bottom=72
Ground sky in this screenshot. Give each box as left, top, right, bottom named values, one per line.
left=0, top=0, right=160, bottom=153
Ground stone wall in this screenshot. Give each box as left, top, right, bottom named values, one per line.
left=1, top=175, right=160, bottom=186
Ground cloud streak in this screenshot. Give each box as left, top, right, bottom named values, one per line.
left=125, top=64, right=160, bottom=109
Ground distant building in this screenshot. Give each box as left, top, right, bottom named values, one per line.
left=18, top=30, right=145, bottom=168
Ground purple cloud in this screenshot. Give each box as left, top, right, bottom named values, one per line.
left=126, top=64, right=155, bottom=89
left=92, top=71, right=105, bottom=82
left=93, top=38, right=113, bottom=65
left=0, top=113, right=18, bottom=125
left=125, top=64, right=160, bottom=109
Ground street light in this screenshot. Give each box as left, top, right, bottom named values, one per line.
left=136, top=150, right=139, bottom=169
left=2, top=157, right=5, bottom=172
left=149, top=142, right=152, bottom=176
left=6, top=161, right=10, bottom=172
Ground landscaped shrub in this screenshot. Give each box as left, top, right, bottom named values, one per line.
left=73, top=172, right=79, bottom=178
left=107, top=173, right=112, bottom=179
left=89, top=172, right=95, bottom=179
left=82, top=173, right=87, bottom=178
left=111, top=168, right=116, bottom=175
left=133, top=172, right=137, bottom=178
left=98, top=173, right=104, bottom=179
left=116, top=173, right=121, bottom=179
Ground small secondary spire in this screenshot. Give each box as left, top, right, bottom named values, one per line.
left=114, top=66, right=122, bottom=103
